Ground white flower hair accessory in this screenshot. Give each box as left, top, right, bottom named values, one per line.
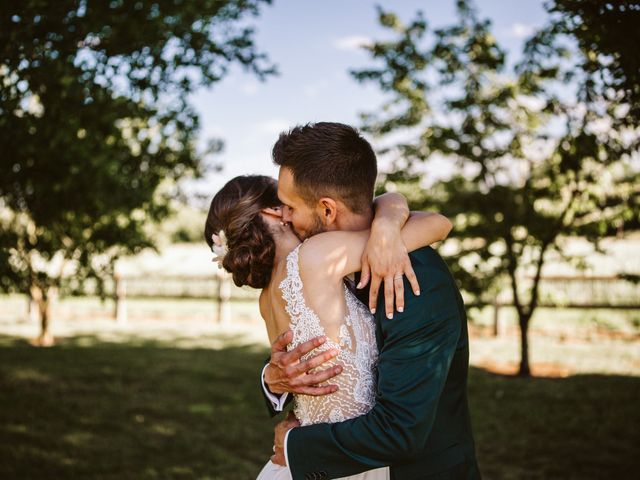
left=211, top=229, right=229, bottom=269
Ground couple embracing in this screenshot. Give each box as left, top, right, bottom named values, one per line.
left=205, top=122, right=480, bottom=480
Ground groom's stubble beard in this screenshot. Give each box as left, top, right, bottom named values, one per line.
left=295, top=212, right=327, bottom=241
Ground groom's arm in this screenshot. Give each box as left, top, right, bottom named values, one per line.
left=283, top=257, right=462, bottom=479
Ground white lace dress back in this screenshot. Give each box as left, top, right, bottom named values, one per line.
left=256, top=244, right=389, bottom=480
left=279, top=245, right=379, bottom=427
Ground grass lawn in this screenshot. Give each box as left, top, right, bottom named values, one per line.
left=0, top=335, right=275, bottom=480
left=1, top=331, right=639, bottom=480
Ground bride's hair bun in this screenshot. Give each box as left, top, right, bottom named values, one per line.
left=204, top=175, right=280, bottom=288
left=222, top=218, right=274, bottom=289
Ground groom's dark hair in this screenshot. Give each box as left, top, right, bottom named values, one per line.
left=272, top=122, right=377, bottom=214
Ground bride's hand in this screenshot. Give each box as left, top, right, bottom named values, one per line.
left=264, top=330, right=342, bottom=395
left=360, top=218, right=420, bottom=318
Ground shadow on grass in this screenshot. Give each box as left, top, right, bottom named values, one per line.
left=1, top=337, right=638, bottom=479
left=468, top=367, right=640, bottom=479
left=0, top=330, right=262, bottom=350
left=0, top=338, right=275, bottom=480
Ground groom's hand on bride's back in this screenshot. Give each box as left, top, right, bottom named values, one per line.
left=264, top=330, right=343, bottom=396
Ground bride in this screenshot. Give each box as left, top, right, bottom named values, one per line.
left=204, top=175, right=452, bottom=480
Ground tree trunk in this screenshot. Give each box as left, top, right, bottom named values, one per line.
left=30, top=283, right=54, bottom=347
left=518, top=314, right=531, bottom=377
left=114, top=274, right=127, bottom=325
left=28, top=293, right=39, bottom=323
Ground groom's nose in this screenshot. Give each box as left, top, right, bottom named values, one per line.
left=282, top=207, right=292, bottom=223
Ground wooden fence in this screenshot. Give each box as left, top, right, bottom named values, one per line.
left=485, top=275, right=639, bottom=336
left=108, top=273, right=639, bottom=325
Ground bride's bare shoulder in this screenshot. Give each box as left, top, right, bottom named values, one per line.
left=298, top=231, right=368, bottom=281
left=297, top=234, right=340, bottom=280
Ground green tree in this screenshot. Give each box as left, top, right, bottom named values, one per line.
left=353, top=0, right=639, bottom=375
left=0, top=0, right=274, bottom=344
left=547, top=0, right=640, bottom=123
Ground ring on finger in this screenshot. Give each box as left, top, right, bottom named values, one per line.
left=394, top=274, right=403, bottom=280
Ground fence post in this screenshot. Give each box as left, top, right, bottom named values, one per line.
left=114, top=273, right=127, bottom=325
left=492, top=300, right=500, bottom=337
left=216, top=272, right=231, bottom=324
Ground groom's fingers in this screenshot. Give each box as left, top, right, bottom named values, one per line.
left=290, top=348, right=339, bottom=375
left=271, top=453, right=285, bottom=466
left=294, top=382, right=339, bottom=396
left=271, top=329, right=294, bottom=353
left=280, top=335, right=327, bottom=366
left=299, top=365, right=342, bottom=388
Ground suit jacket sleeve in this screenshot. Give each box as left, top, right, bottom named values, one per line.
left=261, top=358, right=294, bottom=417
left=286, top=257, right=463, bottom=479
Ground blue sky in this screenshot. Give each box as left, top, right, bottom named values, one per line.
left=188, top=0, right=549, bottom=201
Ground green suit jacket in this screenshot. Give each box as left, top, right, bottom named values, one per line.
left=286, top=246, right=480, bottom=480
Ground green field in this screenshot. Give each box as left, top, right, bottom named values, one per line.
left=0, top=335, right=638, bottom=479
left=1, top=295, right=639, bottom=479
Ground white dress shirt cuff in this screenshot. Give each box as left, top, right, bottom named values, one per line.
left=284, top=428, right=293, bottom=474
left=261, top=364, right=289, bottom=411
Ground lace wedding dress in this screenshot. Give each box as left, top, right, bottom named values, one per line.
left=257, top=245, right=389, bottom=480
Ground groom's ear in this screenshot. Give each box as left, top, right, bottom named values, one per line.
left=317, top=198, right=338, bottom=225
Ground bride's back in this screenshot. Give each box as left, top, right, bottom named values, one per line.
left=261, top=243, right=378, bottom=426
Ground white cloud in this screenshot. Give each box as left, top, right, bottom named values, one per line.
left=332, top=35, right=373, bottom=52
left=508, top=22, right=536, bottom=39
left=256, top=118, right=291, bottom=135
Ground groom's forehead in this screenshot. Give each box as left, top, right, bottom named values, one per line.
left=277, top=167, right=299, bottom=201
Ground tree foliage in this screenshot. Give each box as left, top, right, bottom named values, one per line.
left=353, top=0, right=639, bottom=375
left=547, top=0, right=640, bottom=123
left=0, top=0, right=274, bottom=343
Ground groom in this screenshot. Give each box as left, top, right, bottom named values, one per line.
left=262, top=122, right=480, bottom=479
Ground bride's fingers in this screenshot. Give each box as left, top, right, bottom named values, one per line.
left=405, top=264, right=420, bottom=296
left=368, top=276, right=382, bottom=313
left=280, top=335, right=327, bottom=365
left=291, top=348, right=339, bottom=375
left=394, top=275, right=405, bottom=313
left=358, top=256, right=371, bottom=289
left=384, top=276, right=395, bottom=319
